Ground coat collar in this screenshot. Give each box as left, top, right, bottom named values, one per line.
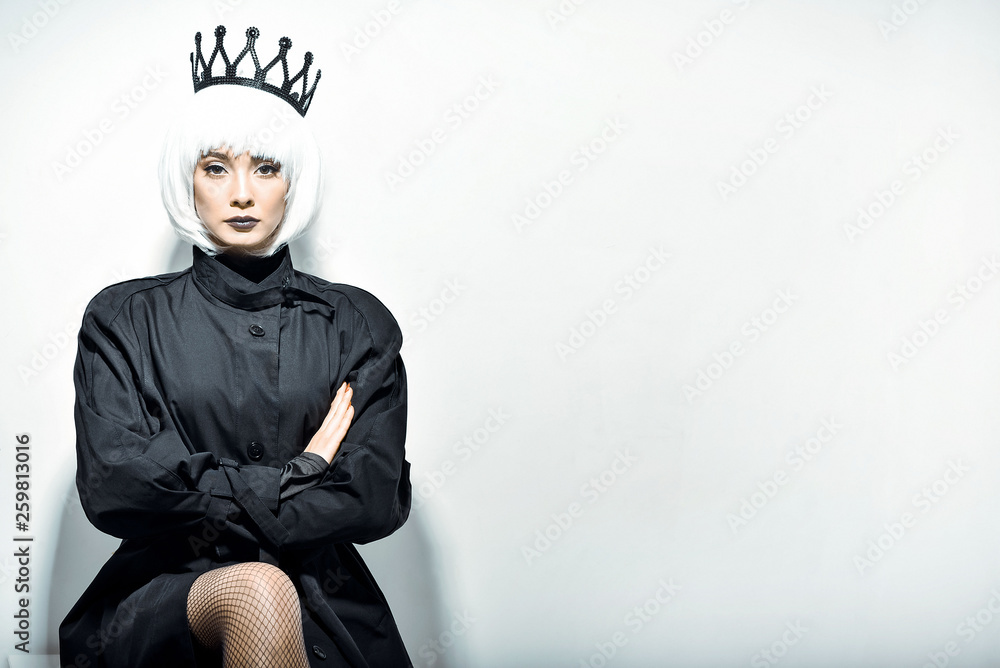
left=191, top=244, right=296, bottom=310
left=190, top=244, right=340, bottom=312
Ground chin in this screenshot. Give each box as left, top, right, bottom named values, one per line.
left=219, top=229, right=269, bottom=245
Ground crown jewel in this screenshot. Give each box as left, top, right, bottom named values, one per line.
left=190, top=25, right=321, bottom=116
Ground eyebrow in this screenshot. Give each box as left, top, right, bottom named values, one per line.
left=198, top=151, right=279, bottom=165
left=199, top=151, right=231, bottom=162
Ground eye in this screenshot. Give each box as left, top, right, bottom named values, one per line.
left=257, top=163, right=281, bottom=176
left=203, top=163, right=226, bottom=176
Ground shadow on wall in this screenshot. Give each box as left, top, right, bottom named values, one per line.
left=46, top=236, right=450, bottom=666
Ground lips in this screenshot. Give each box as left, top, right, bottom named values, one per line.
left=224, top=215, right=259, bottom=230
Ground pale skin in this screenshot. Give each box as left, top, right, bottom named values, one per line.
left=187, top=147, right=351, bottom=667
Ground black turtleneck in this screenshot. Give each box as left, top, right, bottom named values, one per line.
left=214, top=245, right=288, bottom=284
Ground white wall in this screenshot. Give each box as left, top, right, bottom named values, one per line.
left=2, top=0, right=1000, bottom=666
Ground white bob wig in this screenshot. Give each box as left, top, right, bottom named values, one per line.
left=158, top=83, right=323, bottom=257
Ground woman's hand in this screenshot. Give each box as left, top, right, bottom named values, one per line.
left=303, top=382, right=354, bottom=465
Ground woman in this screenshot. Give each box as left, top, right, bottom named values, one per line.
left=59, top=25, right=412, bottom=667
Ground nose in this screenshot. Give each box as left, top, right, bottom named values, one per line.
left=230, top=170, right=254, bottom=209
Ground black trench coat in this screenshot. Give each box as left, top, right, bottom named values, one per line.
left=59, top=245, right=413, bottom=667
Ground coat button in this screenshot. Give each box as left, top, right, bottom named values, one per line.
left=311, top=645, right=327, bottom=660
left=247, top=441, right=264, bottom=461
left=249, top=324, right=265, bottom=337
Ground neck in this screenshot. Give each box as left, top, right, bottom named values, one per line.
left=215, top=247, right=285, bottom=284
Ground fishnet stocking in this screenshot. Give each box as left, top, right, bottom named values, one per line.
left=186, top=562, right=310, bottom=668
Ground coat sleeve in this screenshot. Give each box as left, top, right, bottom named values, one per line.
left=275, top=290, right=411, bottom=549
left=73, top=288, right=235, bottom=540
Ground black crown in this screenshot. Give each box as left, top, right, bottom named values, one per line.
left=190, top=25, right=320, bottom=117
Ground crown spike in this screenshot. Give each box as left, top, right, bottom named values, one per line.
left=189, top=25, right=321, bottom=116
left=278, top=37, right=292, bottom=88
left=261, top=36, right=290, bottom=89
left=286, top=50, right=311, bottom=97
left=232, top=26, right=260, bottom=77
left=303, top=69, right=321, bottom=114
left=206, top=26, right=229, bottom=78
left=192, top=32, right=208, bottom=83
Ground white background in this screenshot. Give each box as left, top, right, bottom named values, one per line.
left=1, top=0, right=1000, bottom=666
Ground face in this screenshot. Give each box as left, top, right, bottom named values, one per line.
left=193, top=147, right=289, bottom=256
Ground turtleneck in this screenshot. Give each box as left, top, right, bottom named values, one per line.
left=190, top=244, right=339, bottom=313
left=215, top=247, right=288, bottom=284
left=190, top=244, right=295, bottom=310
